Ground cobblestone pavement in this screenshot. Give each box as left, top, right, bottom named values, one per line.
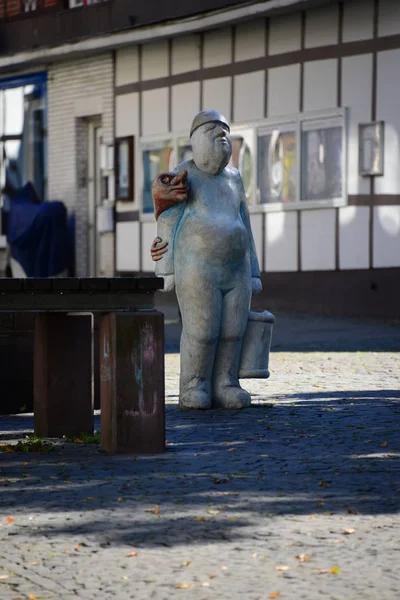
left=0, top=314, right=399, bottom=600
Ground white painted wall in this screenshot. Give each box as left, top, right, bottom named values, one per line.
left=203, top=77, right=231, bottom=118
left=343, top=0, right=374, bottom=43
left=303, top=59, right=337, bottom=112
left=115, top=92, right=139, bottom=137
left=249, top=213, right=263, bottom=268
left=339, top=206, right=369, bottom=269
left=378, top=0, right=400, bottom=37
left=172, top=82, right=200, bottom=132
left=172, top=34, right=201, bottom=74
left=116, top=221, right=140, bottom=271
left=375, top=49, right=400, bottom=195
left=301, top=209, right=336, bottom=271
left=265, top=211, right=298, bottom=272
left=142, top=40, right=169, bottom=80
left=342, top=53, right=372, bottom=195
left=373, top=206, right=400, bottom=268
left=305, top=4, right=338, bottom=48
left=142, top=87, right=169, bottom=136
left=268, top=13, right=301, bottom=55
left=268, top=64, right=300, bottom=117
left=115, top=46, right=139, bottom=86
left=235, top=20, right=265, bottom=62
left=141, top=221, right=157, bottom=272
left=233, top=71, right=264, bottom=122
left=203, top=28, right=232, bottom=67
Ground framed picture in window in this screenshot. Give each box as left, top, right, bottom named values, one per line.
left=115, top=136, right=134, bottom=201
left=359, top=122, right=384, bottom=177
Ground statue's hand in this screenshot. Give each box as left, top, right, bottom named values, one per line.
left=151, top=237, right=168, bottom=262
left=163, top=274, right=175, bottom=293
left=251, top=277, right=262, bottom=295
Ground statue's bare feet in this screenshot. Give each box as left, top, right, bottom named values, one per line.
left=212, top=386, right=251, bottom=409
left=179, top=389, right=211, bottom=410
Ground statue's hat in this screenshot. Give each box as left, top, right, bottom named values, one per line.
left=190, top=110, right=230, bottom=137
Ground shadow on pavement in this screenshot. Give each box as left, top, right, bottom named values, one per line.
left=1, top=391, right=399, bottom=548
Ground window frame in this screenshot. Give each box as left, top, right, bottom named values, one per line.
left=138, top=108, right=347, bottom=219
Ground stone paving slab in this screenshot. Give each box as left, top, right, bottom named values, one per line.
left=0, top=319, right=399, bottom=600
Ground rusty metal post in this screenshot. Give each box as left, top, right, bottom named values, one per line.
left=100, top=311, right=165, bottom=453
left=34, top=313, right=94, bottom=438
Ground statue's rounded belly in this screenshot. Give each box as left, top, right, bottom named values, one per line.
left=176, top=218, right=248, bottom=265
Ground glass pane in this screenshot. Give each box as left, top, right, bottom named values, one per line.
left=142, top=141, right=174, bottom=213
left=177, top=138, right=192, bottom=165
left=4, top=87, right=24, bottom=136
left=258, top=130, right=296, bottom=203
left=301, top=126, right=342, bottom=201
left=230, top=129, right=254, bottom=203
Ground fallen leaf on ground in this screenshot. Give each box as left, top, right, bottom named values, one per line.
left=176, top=583, right=196, bottom=589
left=220, top=566, right=228, bottom=571
left=209, top=573, right=217, bottom=579
left=207, top=509, right=220, bottom=515
left=318, top=481, right=330, bottom=488
left=117, top=497, right=125, bottom=503
left=343, top=528, right=356, bottom=535
left=380, top=441, right=389, bottom=447
left=201, top=582, right=210, bottom=587
left=275, top=565, right=289, bottom=571
left=268, top=592, right=280, bottom=599
left=127, top=551, right=137, bottom=557
left=252, top=553, right=258, bottom=558
left=5, top=516, right=14, bottom=523
left=213, top=478, right=229, bottom=484
left=155, top=505, right=160, bottom=516
left=193, top=516, right=209, bottom=522
left=27, top=595, right=41, bottom=600
left=181, top=561, right=191, bottom=567
left=295, top=553, right=312, bottom=562
left=0, top=574, right=9, bottom=579
left=331, top=566, right=341, bottom=574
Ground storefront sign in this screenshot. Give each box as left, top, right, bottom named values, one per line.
left=68, top=0, right=109, bottom=7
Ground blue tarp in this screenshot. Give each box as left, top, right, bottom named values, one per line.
left=7, top=183, right=68, bottom=278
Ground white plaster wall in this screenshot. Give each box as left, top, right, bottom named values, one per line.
left=142, top=88, right=169, bottom=136
left=341, top=54, right=372, bottom=195
left=268, top=13, right=301, bottom=55
left=172, top=34, right=201, bottom=75
left=343, top=0, right=374, bottom=43
left=249, top=213, right=263, bottom=268
left=303, top=59, right=337, bottom=112
left=378, top=0, right=400, bottom=37
left=373, top=206, right=400, bottom=268
left=203, top=28, right=232, bottom=68
left=268, top=64, right=300, bottom=117
left=235, top=20, right=265, bottom=62
left=305, top=4, right=338, bottom=48
left=141, top=221, right=157, bottom=272
left=116, top=221, right=140, bottom=271
left=203, top=77, right=231, bottom=119
left=375, top=50, right=400, bottom=194
left=116, top=92, right=139, bottom=137
left=339, top=206, right=369, bottom=269
left=233, top=71, right=264, bottom=123
left=265, top=211, right=298, bottom=272
left=301, top=209, right=336, bottom=271
left=142, top=40, right=169, bottom=80
left=115, top=46, right=139, bottom=86
left=172, top=82, right=200, bottom=133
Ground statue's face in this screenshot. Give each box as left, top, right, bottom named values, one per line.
left=191, top=121, right=232, bottom=175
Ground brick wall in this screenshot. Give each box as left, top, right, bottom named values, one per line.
left=47, top=54, right=114, bottom=277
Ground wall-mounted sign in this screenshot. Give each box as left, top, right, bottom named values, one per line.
left=68, top=0, right=110, bottom=7
left=359, top=121, right=384, bottom=177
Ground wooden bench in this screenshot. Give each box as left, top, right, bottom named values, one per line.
left=0, top=277, right=165, bottom=454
